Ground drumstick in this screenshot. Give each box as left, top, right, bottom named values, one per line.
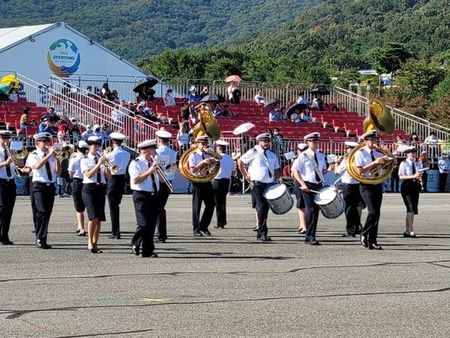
left=309, top=189, right=320, bottom=194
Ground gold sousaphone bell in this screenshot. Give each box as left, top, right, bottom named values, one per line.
left=346, top=99, right=397, bottom=185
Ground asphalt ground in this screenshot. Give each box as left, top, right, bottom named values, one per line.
left=0, top=193, right=449, bottom=337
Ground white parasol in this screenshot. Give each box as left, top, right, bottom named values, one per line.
left=232, top=122, right=255, bottom=135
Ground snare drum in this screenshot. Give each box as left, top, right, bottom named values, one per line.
left=263, top=183, right=294, bottom=215
left=314, top=186, right=345, bottom=219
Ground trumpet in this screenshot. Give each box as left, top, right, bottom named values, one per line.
left=98, top=147, right=120, bottom=173
left=52, top=143, right=72, bottom=160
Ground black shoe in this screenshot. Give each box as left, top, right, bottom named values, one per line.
left=201, top=229, right=212, bottom=236
left=258, top=235, right=272, bottom=242
left=403, top=232, right=410, bottom=238
left=77, top=231, right=86, bottom=237
left=132, top=245, right=140, bottom=256
left=253, top=227, right=258, bottom=232
left=142, top=252, right=158, bottom=258
left=193, top=230, right=203, bottom=237
left=360, top=235, right=368, bottom=248
left=109, top=234, right=121, bottom=239
left=158, top=238, right=166, bottom=243
left=89, top=248, right=102, bottom=253
left=307, top=239, right=321, bottom=246
left=342, top=233, right=355, bottom=237
left=0, top=240, right=13, bottom=245
left=36, top=240, right=51, bottom=249
left=215, top=225, right=225, bottom=229
left=368, top=243, right=383, bottom=250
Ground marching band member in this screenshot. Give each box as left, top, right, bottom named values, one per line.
left=105, top=132, right=130, bottom=239
left=0, top=131, right=19, bottom=245
left=355, top=130, right=391, bottom=250
left=129, top=140, right=160, bottom=257
left=238, top=133, right=280, bottom=242
left=291, top=143, right=308, bottom=234
left=335, top=141, right=363, bottom=237
left=398, top=146, right=422, bottom=238
left=155, top=130, right=177, bottom=242
left=291, top=132, right=328, bottom=246
left=25, top=132, right=61, bottom=249
left=80, top=136, right=111, bottom=253
left=212, top=140, right=234, bottom=229
left=188, top=136, right=217, bottom=237
left=68, top=141, right=89, bottom=236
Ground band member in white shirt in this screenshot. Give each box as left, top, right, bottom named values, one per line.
left=188, top=136, right=217, bottom=237
left=212, top=140, right=234, bottom=229
left=335, top=141, right=364, bottom=237
left=155, top=130, right=177, bottom=242
left=129, top=140, right=160, bottom=257
left=398, top=146, right=422, bottom=238
left=25, top=132, right=61, bottom=249
left=291, top=143, right=308, bottom=234
left=291, top=132, right=328, bottom=246
left=105, top=132, right=130, bottom=239
left=355, top=130, right=392, bottom=250
left=238, top=133, right=280, bottom=241
left=68, top=140, right=89, bottom=236
left=80, top=136, right=111, bottom=253
left=0, top=131, right=20, bottom=245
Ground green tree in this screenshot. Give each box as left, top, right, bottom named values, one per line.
left=366, top=43, right=413, bottom=74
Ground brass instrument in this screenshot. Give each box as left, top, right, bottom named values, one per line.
left=151, top=156, right=173, bottom=192
left=346, top=99, right=396, bottom=185
left=178, top=109, right=222, bottom=183
left=52, top=143, right=72, bottom=160
left=99, top=147, right=120, bottom=173
left=4, top=144, right=26, bottom=176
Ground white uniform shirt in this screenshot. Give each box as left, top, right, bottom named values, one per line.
left=25, top=149, right=58, bottom=183
left=291, top=148, right=327, bottom=184
left=215, top=153, right=234, bottom=179
left=399, top=159, right=423, bottom=177
left=188, top=149, right=209, bottom=169
left=438, top=157, right=449, bottom=174
left=128, top=155, right=160, bottom=192
left=105, top=146, right=130, bottom=175
left=156, top=145, right=177, bottom=181
left=0, top=147, right=16, bottom=179
left=80, top=153, right=107, bottom=184
left=335, top=157, right=359, bottom=184
left=354, top=146, right=383, bottom=177
left=240, top=145, right=280, bottom=183
left=68, top=154, right=84, bottom=179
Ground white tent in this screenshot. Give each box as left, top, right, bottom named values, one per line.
left=0, top=22, right=159, bottom=101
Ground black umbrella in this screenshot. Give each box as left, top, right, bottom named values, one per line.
left=263, top=98, right=279, bottom=108
left=286, top=102, right=303, bottom=119
left=310, top=85, right=330, bottom=96
left=133, top=77, right=158, bottom=93
left=200, top=94, right=220, bottom=103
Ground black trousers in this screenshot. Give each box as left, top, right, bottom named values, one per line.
left=301, top=182, right=322, bottom=241
left=360, top=183, right=383, bottom=244
left=0, top=179, right=16, bottom=242
left=212, top=178, right=230, bottom=227
left=191, top=182, right=215, bottom=232
left=342, top=183, right=362, bottom=235
left=251, top=182, right=270, bottom=237
left=156, top=181, right=172, bottom=240
left=31, top=182, right=55, bottom=242
left=131, top=191, right=159, bottom=255
left=439, top=173, right=448, bottom=192
left=107, top=175, right=126, bottom=236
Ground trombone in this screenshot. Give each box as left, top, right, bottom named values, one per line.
left=4, top=144, right=26, bottom=177
left=151, top=156, right=173, bottom=192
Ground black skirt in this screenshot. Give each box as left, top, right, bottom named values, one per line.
left=71, top=178, right=85, bottom=212
left=82, top=183, right=106, bottom=221
left=401, top=180, right=421, bottom=214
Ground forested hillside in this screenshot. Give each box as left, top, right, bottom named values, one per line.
left=0, top=0, right=322, bottom=61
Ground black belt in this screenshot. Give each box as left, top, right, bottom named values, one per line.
left=85, top=182, right=106, bottom=186
left=33, top=181, right=55, bottom=186
left=0, top=178, right=15, bottom=183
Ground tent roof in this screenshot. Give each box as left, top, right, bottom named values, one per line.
left=0, top=23, right=57, bottom=53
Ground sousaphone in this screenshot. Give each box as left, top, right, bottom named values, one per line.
left=346, top=99, right=396, bottom=184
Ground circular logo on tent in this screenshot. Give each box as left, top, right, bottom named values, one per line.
left=47, top=39, right=80, bottom=77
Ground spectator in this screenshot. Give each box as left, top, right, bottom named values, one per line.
left=44, top=119, right=58, bottom=136
left=438, top=153, right=449, bottom=192
left=112, top=100, right=128, bottom=123
left=280, top=106, right=287, bottom=121
left=254, top=89, right=265, bottom=105
left=57, top=120, right=70, bottom=144
left=82, top=125, right=94, bottom=140
left=86, top=85, right=95, bottom=97
left=423, top=132, right=438, bottom=145
left=199, top=86, right=209, bottom=99
left=301, top=108, right=312, bottom=122
left=290, top=111, right=301, bottom=123
left=213, top=103, right=223, bottom=117
left=273, top=128, right=284, bottom=143
left=8, top=88, right=18, bottom=102
left=228, top=82, right=241, bottom=104
left=269, top=106, right=283, bottom=122
left=69, top=118, right=81, bottom=143
left=19, top=108, right=30, bottom=131
left=187, top=86, right=201, bottom=102
left=180, top=100, right=191, bottom=121
left=38, top=117, right=49, bottom=133
left=423, top=131, right=440, bottom=158
left=164, top=89, right=176, bottom=107
left=101, top=83, right=111, bottom=99
left=137, top=85, right=155, bottom=101
left=221, top=104, right=235, bottom=117
left=311, top=95, right=324, bottom=110
left=110, top=90, right=120, bottom=103
left=177, top=122, right=191, bottom=150
left=296, top=91, right=308, bottom=112
left=395, top=135, right=405, bottom=154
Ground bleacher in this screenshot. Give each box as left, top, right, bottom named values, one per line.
left=0, top=98, right=45, bottom=136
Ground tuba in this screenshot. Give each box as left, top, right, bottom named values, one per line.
left=346, top=99, right=396, bottom=185
left=178, top=108, right=222, bottom=183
